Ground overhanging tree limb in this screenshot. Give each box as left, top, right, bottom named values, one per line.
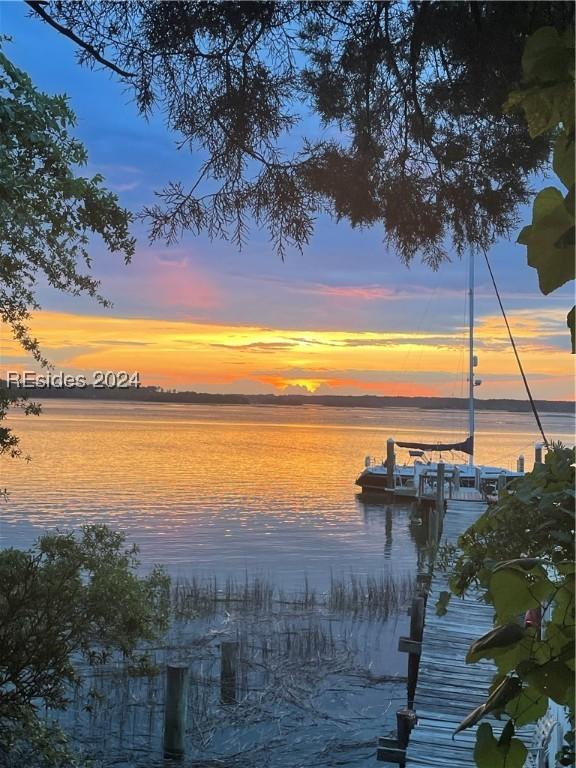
left=25, top=0, right=134, bottom=78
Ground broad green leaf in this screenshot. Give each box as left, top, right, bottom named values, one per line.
left=484, top=676, right=522, bottom=714
left=501, top=737, right=528, bottom=768
left=498, top=718, right=515, bottom=747
left=489, top=568, right=553, bottom=620
left=467, top=623, right=525, bottom=663
left=494, top=642, right=534, bottom=675
left=505, top=85, right=567, bottom=137
left=565, top=185, right=575, bottom=215
left=505, top=686, right=548, bottom=727
left=553, top=132, right=575, bottom=189
left=529, top=186, right=569, bottom=225
left=525, top=661, right=573, bottom=702
left=475, top=722, right=501, bottom=768
left=518, top=187, right=575, bottom=295
left=474, top=722, right=528, bottom=768
left=521, top=27, right=568, bottom=82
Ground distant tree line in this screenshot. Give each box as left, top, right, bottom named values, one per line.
left=0, top=381, right=572, bottom=414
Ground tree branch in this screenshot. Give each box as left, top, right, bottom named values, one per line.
left=25, top=1, right=134, bottom=78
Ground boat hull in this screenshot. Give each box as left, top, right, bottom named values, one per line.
left=355, top=468, right=417, bottom=496
left=356, top=463, right=522, bottom=502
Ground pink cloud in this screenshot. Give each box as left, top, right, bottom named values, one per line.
left=145, top=258, right=220, bottom=309
left=105, top=248, right=221, bottom=312
left=289, top=283, right=397, bottom=300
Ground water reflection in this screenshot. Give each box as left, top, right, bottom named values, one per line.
left=1, top=401, right=571, bottom=588
left=2, top=401, right=570, bottom=767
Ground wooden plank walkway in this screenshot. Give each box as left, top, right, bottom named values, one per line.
left=405, top=499, right=537, bottom=767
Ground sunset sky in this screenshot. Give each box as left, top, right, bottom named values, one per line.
left=1, top=5, right=574, bottom=400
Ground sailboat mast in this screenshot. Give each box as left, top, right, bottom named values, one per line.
left=468, top=245, right=475, bottom=466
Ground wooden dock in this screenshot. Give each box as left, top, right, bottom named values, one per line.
left=403, top=498, right=537, bottom=767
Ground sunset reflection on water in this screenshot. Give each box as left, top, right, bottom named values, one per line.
left=1, top=401, right=573, bottom=589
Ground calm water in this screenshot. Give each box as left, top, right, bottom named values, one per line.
left=1, top=401, right=573, bottom=767
left=0, top=400, right=573, bottom=587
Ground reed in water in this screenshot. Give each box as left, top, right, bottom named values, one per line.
left=172, top=572, right=414, bottom=619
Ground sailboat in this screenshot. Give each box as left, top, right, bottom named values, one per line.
left=355, top=248, right=525, bottom=500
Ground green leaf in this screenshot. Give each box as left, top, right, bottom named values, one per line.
left=475, top=722, right=500, bottom=768
left=521, top=27, right=566, bottom=81
left=474, top=722, right=528, bottom=768
left=489, top=568, right=553, bottom=620
left=454, top=702, right=486, bottom=735
left=502, top=737, right=528, bottom=768
left=498, top=718, right=515, bottom=747
left=505, top=84, right=568, bottom=137
left=436, top=590, right=451, bottom=616
left=467, top=624, right=525, bottom=663
left=493, top=558, right=543, bottom=572
left=525, top=661, right=574, bottom=702
left=484, top=676, right=522, bottom=714
left=505, top=686, right=548, bottom=727
left=517, top=187, right=575, bottom=295
left=553, top=132, right=575, bottom=189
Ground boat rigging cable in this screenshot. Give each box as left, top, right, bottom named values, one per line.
left=482, top=251, right=549, bottom=449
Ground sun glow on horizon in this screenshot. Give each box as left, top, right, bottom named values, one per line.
left=0, top=310, right=573, bottom=400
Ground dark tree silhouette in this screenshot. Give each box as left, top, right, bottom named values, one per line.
left=26, top=1, right=574, bottom=263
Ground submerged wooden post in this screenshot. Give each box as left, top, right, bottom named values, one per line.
left=534, top=443, right=543, bottom=466
left=435, top=462, right=445, bottom=516
left=407, top=596, right=425, bottom=709
left=397, top=708, right=417, bottom=747
left=376, top=708, right=416, bottom=764
left=163, top=664, right=189, bottom=760
left=397, top=708, right=417, bottom=766
left=220, top=641, right=239, bottom=705
left=425, top=506, right=437, bottom=547
left=387, top=438, right=395, bottom=489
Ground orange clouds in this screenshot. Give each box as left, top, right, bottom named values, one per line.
left=257, top=375, right=440, bottom=396
left=0, top=309, right=572, bottom=399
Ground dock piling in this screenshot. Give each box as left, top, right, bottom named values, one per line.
left=534, top=443, right=544, bottom=466
left=220, top=641, right=239, bottom=705
left=376, top=708, right=416, bottom=765
left=517, top=454, right=525, bottom=473
left=163, top=664, right=189, bottom=760
left=407, top=597, right=425, bottom=708
left=397, top=709, right=417, bottom=750
left=387, top=438, right=395, bottom=489
left=435, top=463, right=445, bottom=516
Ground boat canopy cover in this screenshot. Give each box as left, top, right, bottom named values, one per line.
left=396, top=436, right=474, bottom=456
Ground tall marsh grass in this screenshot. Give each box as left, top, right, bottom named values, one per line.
left=172, top=571, right=414, bottom=619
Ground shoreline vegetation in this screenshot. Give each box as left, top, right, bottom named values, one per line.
left=57, top=570, right=415, bottom=768
left=172, top=572, right=415, bottom=619
left=1, top=381, right=573, bottom=414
